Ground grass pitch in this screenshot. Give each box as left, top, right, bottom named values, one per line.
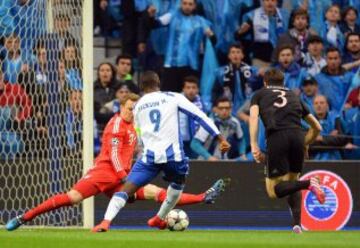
left=1, top=229, right=359, bottom=248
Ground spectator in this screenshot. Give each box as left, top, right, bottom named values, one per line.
left=147, top=0, right=216, bottom=92
left=18, top=41, right=49, bottom=155
left=315, top=47, right=356, bottom=113
left=179, top=76, right=204, bottom=159
left=302, top=35, right=327, bottom=76
left=340, top=6, right=360, bottom=36
left=196, top=0, right=247, bottom=64
left=2, top=33, right=29, bottom=84
left=44, top=13, right=79, bottom=68
left=236, top=0, right=289, bottom=67
left=0, top=67, right=32, bottom=158
left=274, top=44, right=308, bottom=92
left=347, top=0, right=360, bottom=25
left=342, top=33, right=360, bottom=73
left=93, top=0, right=121, bottom=37
left=13, top=0, right=46, bottom=61
left=310, top=95, right=348, bottom=160
left=0, top=66, right=32, bottom=121
left=94, top=62, right=119, bottom=132
left=343, top=89, right=360, bottom=159
left=346, top=86, right=360, bottom=108
left=61, top=40, right=82, bottom=90
left=300, top=76, right=318, bottom=113
left=57, top=60, right=71, bottom=113
left=320, top=5, right=345, bottom=51
left=102, top=83, right=130, bottom=114
left=137, top=0, right=178, bottom=72
left=288, top=0, right=332, bottom=34
left=191, top=97, right=244, bottom=160
left=121, top=0, right=144, bottom=57
left=277, top=8, right=316, bottom=63
left=212, top=43, right=261, bottom=115
left=65, top=90, right=82, bottom=158
left=115, top=54, right=139, bottom=93
left=0, top=1, right=15, bottom=37
left=46, top=59, right=70, bottom=165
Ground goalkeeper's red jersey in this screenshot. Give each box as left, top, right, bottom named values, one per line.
left=94, top=113, right=137, bottom=180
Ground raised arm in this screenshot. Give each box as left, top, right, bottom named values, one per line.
left=176, top=93, right=230, bottom=153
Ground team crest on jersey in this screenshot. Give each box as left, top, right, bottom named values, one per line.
left=112, top=138, right=119, bottom=146
left=300, top=170, right=353, bottom=230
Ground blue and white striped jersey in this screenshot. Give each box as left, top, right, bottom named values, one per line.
left=134, top=91, right=220, bottom=163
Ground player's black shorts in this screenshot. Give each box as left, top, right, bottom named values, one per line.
left=265, top=129, right=305, bottom=178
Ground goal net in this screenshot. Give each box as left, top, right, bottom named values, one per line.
left=0, top=0, right=89, bottom=227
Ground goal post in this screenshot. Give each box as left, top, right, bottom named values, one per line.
left=0, top=0, right=94, bottom=228
left=82, top=0, right=94, bottom=228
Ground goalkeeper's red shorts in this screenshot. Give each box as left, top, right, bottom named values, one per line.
left=72, top=167, right=124, bottom=198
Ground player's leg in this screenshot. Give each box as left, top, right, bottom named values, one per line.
left=92, top=160, right=159, bottom=232
left=139, top=178, right=228, bottom=206
left=286, top=129, right=325, bottom=204
left=148, top=161, right=188, bottom=229
left=265, top=130, right=312, bottom=199
left=268, top=174, right=324, bottom=201
left=6, top=180, right=99, bottom=231
left=287, top=172, right=302, bottom=233
left=148, top=181, right=184, bottom=229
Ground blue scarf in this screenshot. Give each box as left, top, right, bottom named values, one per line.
left=253, top=7, right=286, bottom=47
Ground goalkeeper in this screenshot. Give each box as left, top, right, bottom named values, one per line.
left=6, top=93, right=227, bottom=231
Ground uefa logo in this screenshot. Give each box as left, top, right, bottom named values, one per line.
left=300, top=170, right=353, bottom=230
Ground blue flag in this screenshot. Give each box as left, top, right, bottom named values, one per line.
left=200, top=39, right=219, bottom=113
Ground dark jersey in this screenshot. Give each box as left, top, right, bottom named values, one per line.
left=250, top=86, right=310, bottom=136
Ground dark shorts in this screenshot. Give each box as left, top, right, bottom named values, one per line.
left=126, top=159, right=189, bottom=187
left=265, top=129, right=305, bottom=178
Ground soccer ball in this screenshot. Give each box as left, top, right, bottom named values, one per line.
left=166, top=209, right=190, bottom=231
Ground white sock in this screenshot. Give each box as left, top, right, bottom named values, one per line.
left=157, top=184, right=183, bottom=220
left=104, top=192, right=128, bottom=221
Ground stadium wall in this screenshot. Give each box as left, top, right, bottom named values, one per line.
left=95, top=161, right=360, bottom=229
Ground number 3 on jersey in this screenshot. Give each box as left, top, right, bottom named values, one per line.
left=273, top=89, right=287, bottom=108
left=149, top=109, right=161, bottom=132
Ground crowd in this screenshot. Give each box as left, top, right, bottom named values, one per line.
left=0, top=0, right=83, bottom=159
left=94, top=0, right=360, bottom=160
left=0, top=0, right=359, bottom=161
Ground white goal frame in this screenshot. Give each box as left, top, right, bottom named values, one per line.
left=81, top=0, right=94, bottom=228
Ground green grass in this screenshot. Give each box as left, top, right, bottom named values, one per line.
left=1, top=229, right=360, bottom=248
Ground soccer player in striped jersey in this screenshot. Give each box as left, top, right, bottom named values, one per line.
left=93, top=71, right=231, bottom=231
left=6, top=93, right=227, bottom=231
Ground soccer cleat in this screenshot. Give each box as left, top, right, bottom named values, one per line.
left=6, top=215, right=25, bottom=231
left=147, top=215, right=167, bottom=230
left=91, top=220, right=111, bottom=232
left=292, top=225, right=302, bottom=234
left=309, top=176, right=326, bottom=204
left=204, top=178, right=230, bottom=204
